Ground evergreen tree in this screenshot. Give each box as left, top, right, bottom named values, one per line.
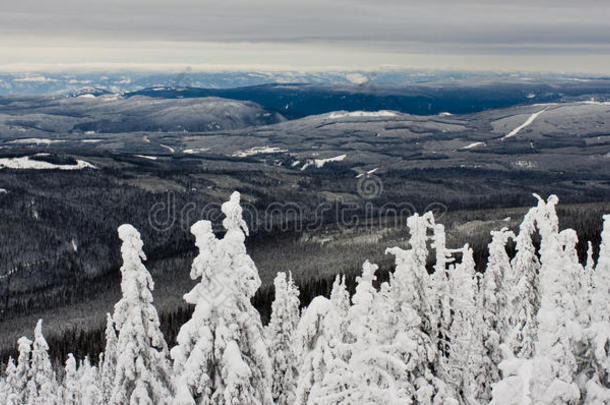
left=10, top=337, right=32, bottom=404
left=79, top=357, right=102, bottom=405
left=171, top=192, right=272, bottom=405
left=266, top=272, right=300, bottom=405
left=61, top=354, right=80, bottom=405
left=506, top=198, right=543, bottom=358
left=583, top=214, right=610, bottom=403
left=2, top=358, right=17, bottom=405
left=294, top=296, right=334, bottom=405
left=100, top=313, right=118, bottom=403
left=27, top=320, right=58, bottom=405
left=476, top=228, right=515, bottom=401
left=111, top=224, right=173, bottom=405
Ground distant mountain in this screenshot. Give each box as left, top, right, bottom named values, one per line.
left=0, top=94, right=284, bottom=135
left=125, top=81, right=610, bottom=118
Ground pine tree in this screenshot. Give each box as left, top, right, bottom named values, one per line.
left=171, top=192, right=272, bottom=405
left=476, top=228, right=515, bottom=401
left=314, top=261, right=411, bottom=405
left=583, top=214, right=610, bottom=403
left=111, top=224, right=173, bottom=405
left=79, top=357, right=102, bottom=405
left=2, top=358, right=17, bottom=405
left=266, top=272, right=300, bottom=405
left=9, top=336, right=32, bottom=404
left=529, top=227, right=582, bottom=404
left=445, top=245, right=483, bottom=404
left=100, top=313, right=118, bottom=403
left=61, top=354, right=80, bottom=405
left=294, top=296, right=334, bottom=405
left=27, top=320, right=58, bottom=405
left=505, top=195, right=549, bottom=359
left=381, top=212, right=440, bottom=403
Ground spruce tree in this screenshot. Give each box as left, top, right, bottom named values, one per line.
left=111, top=224, right=173, bottom=405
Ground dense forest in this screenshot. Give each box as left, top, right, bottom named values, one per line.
left=0, top=191, right=608, bottom=404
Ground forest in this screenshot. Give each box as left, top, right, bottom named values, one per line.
left=0, top=191, right=608, bottom=404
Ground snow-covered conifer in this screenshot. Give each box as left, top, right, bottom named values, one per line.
left=2, top=358, right=17, bottom=405
left=266, top=272, right=300, bottom=405
left=505, top=198, right=542, bottom=358
left=111, top=224, right=173, bottom=405
left=27, top=320, right=58, bottom=405
left=529, top=214, right=582, bottom=404
left=79, top=357, right=101, bottom=405
left=171, top=192, right=272, bottom=405
left=476, top=228, right=515, bottom=401
left=61, top=354, right=80, bottom=405
left=294, top=296, right=334, bottom=405
left=9, top=337, right=32, bottom=404
left=583, top=215, right=610, bottom=402
left=100, top=313, right=118, bottom=403
left=445, top=245, right=483, bottom=403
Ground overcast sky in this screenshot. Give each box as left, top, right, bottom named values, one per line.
left=1, top=0, right=609, bottom=73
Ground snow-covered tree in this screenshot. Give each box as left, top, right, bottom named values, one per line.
left=494, top=196, right=584, bottom=404
left=100, top=313, right=118, bottom=403
left=505, top=201, right=541, bottom=359
left=61, top=354, right=80, bottom=405
left=27, top=320, right=58, bottom=405
left=313, top=261, right=413, bottom=405
left=171, top=192, right=272, bottom=405
left=445, top=245, right=485, bottom=404
left=2, top=358, right=18, bottom=405
left=476, top=228, right=515, bottom=401
left=582, top=214, right=610, bottom=403
left=111, top=224, right=173, bottom=405
left=9, top=336, right=32, bottom=404
left=79, top=357, right=102, bottom=405
left=266, top=272, right=300, bottom=405
left=294, top=296, right=334, bottom=405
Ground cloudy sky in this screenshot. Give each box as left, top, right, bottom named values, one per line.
left=1, top=0, right=609, bottom=73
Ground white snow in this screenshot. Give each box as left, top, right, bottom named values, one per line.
left=77, top=94, right=96, bottom=99
left=314, top=154, right=346, bottom=168
left=462, top=142, right=486, bottom=150
left=183, top=147, right=210, bottom=154
left=439, top=112, right=453, bottom=116
left=10, top=138, right=65, bottom=145
left=355, top=167, right=379, bottom=178
left=232, top=146, right=287, bottom=157
left=0, top=188, right=7, bottom=194
left=160, top=144, right=175, bottom=153
left=142, top=136, right=151, bottom=143
left=502, top=108, right=547, bottom=140
left=135, top=155, right=158, bottom=160
left=0, top=154, right=96, bottom=170
left=583, top=100, right=610, bottom=106
left=82, top=139, right=102, bottom=143
left=84, top=131, right=96, bottom=135
left=514, top=160, right=537, bottom=169
left=291, top=160, right=301, bottom=167
left=328, top=111, right=397, bottom=119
